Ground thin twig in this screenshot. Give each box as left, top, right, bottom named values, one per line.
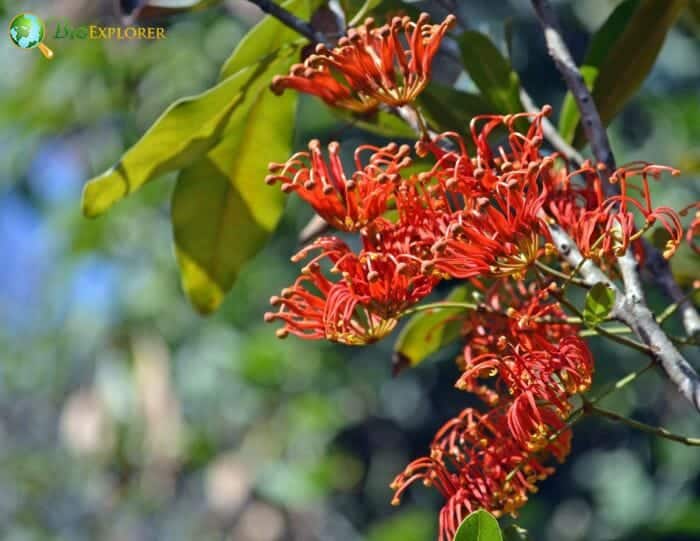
left=245, top=0, right=329, bottom=45
left=534, top=260, right=590, bottom=288
left=588, top=360, right=657, bottom=404
left=588, top=405, right=700, bottom=446
left=399, top=301, right=478, bottom=318
left=578, top=326, right=631, bottom=338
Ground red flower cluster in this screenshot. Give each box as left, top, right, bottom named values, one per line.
left=390, top=406, right=571, bottom=541
left=264, top=13, right=695, bottom=537
left=266, top=140, right=412, bottom=231
left=544, top=159, right=682, bottom=262
left=391, top=280, right=593, bottom=540
left=271, top=14, right=456, bottom=112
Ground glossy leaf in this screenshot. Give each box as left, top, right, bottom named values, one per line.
left=172, top=51, right=299, bottom=313
left=558, top=0, right=686, bottom=147
left=454, top=509, right=503, bottom=541
left=392, top=285, right=471, bottom=375
left=583, top=282, right=616, bottom=327
left=458, top=31, right=522, bottom=114
left=170, top=0, right=318, bottom=313
left=81, top=63, right=261, bottom=218
left=419, top=83, right=492, bottom=134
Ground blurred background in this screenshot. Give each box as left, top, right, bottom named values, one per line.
left=1, top=0, right=699, bottom=540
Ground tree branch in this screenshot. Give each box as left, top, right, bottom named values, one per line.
left=244, top=0, right=329, bottom=45
left=588, top=404, right=700, bottom=446
left=531, top=0, right=700, bottom=411
left=530, top=0, right=615, bottom=184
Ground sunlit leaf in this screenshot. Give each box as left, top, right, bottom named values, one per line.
left=454, top=509, right=503, bottom=541
left=583, top=282, right=616, bottom=327
left=458, top=31, right=522, bottom=115
left=81, top=63, right=263, bottom=218
left=392, top=285, right=471, bottom=375
left=172, top=49, right=298, bottom=313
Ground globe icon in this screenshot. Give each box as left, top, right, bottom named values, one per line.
left=8, top=13, right=54, bottom=59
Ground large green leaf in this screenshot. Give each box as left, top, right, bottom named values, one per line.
left=419, top=82, right=492, bottom=135
left=454, top=510, right=503, bottom=541
left=557, top=0, right=686, bottom=147
left=458, top=31, right=522, bottom=115
left=81, top=63, right=259, bottom=218
left=392, top=285, right=471, bottom=375
left=82, top=0, right=316, bottom=220
left=172, top=51, right=298, bottom=313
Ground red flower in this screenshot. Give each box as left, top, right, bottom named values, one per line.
left=457, top=336, right=593, bottom=422
left=459, top=281, right=579, bottom=366
left=266, top=140, right=411, bottom=231
left=391, top=406, right=570, bottom=541
left=271, top=14, right=456, bottom=112
left=545, top=160, right=683, bottom=261
left=425, top=177, right=549, bottom=280
left=681, top=202, right=700, bottom=255
left=264, top=236, right=438, bottom=345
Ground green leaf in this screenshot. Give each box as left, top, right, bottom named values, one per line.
left=502, top=524, right=531, bottom=541
left=458, top=31, right=522, bottom=115
left=172, top=52, right=298, bottom=313
left=341, top=0, right=383, bottom=27
left=557, top=65, right=598, bottom=144
left=81, top=63, right=262, bottom=218
left=454, top=510, right=503, bottom=541
left=583, top=282, right=616, bottom=327
left=392, top=285, right=471, bottom=375
left=558, top=0, right=686, bottom=147
left=419, top=83, right=492, bottom=134
left=220, top=0, right=321, bottom=80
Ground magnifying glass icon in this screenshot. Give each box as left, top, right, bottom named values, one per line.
left=8, top=13, right=54, bottom=59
